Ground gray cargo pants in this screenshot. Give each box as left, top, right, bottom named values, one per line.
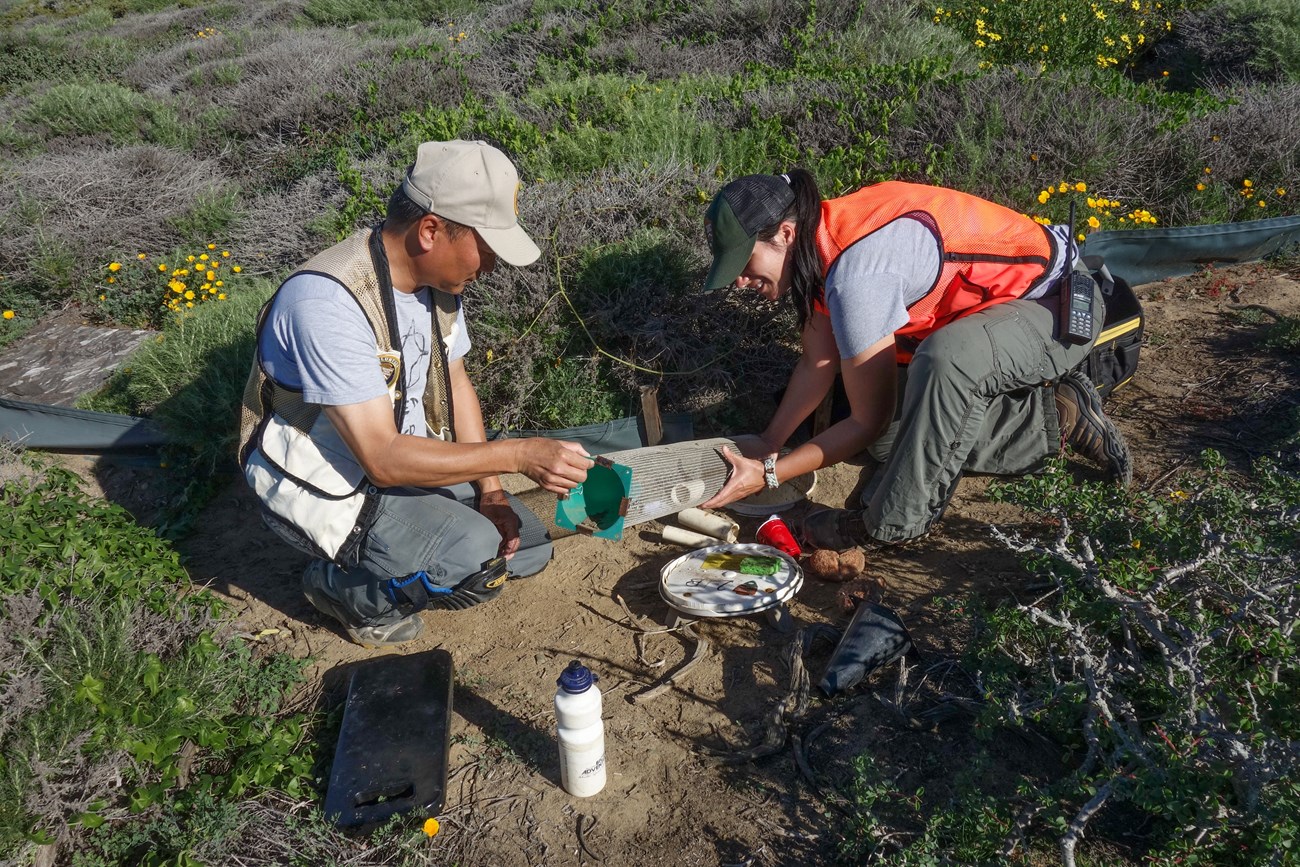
left=290, top=483, right=552, bottom=627
left=861, top=282, right=1102, bottom=543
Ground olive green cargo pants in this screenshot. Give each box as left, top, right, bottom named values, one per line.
left=861, top=282, right=1103, bottom=543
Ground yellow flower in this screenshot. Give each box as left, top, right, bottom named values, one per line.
left=184, top=290, right=195, bottom=300
left=1277, top=188, right=1287, bottom=196
left=99, top=294, right=105, bottom=300
left=218, top=292, right=227, bottom=300
left=159, top=264, right=168, bottom=272
left=1057, top=182, right=1068, bottom=193
left=232, top=266, right=242, bottom=273
left=187, top=255, right=196, bottom=262
left=185, top=301, right=194, bottom=308
left=1038, top=190, right=1051, bottom=204
left=1161, top=70, right=1169, bottom=77
left=200, top=253, right=209, bottom=261
left=1074, top=182, right=1087, bottom=192
left=108, top=262, right=122, bottom=272
left=206, top=270, right=215, bottom=281
left=423, top=818, right=440, bottom=837
left=214, top=280, right=223, bottom=287
left=1196, top=183, right=1206, bottom=191
left=137, top=252, right=147, bottom=259
left=207, top=243, right=216, bottom=250
left=3, top=310, right=15, bottom=319
left=1087, top=216, right=1100, bottom=229
left=1170, top=490, right=1189, bottom=500
left=1243, top=179, right=1253, bottom=188
left=1030, top=153, right=1039, bottom=161
left=1076, top=232, right=1086, bottom=242
left=1259, top=200, right=1267, bottom=207
left=169, top=280, right=185, bottom=293
left=1204, top=167, right=1212, bottom=174
left=1131, top=539, right=1141, bottom=549
left=222, top=250, right=230, bottom=257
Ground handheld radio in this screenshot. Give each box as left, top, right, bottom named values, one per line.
left=1059, top=200, right=1095, bottom=345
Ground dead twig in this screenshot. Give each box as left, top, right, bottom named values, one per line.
left=630, top=622, right=710, bottom=703
left=576, top=813, right=604, bottom=862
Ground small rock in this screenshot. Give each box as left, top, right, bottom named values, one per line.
left=836, top=577, right=886, bottom=613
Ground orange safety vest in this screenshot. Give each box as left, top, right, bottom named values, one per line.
left=814, top=181, right=1059, bottom=360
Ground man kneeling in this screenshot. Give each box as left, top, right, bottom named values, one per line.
left=238, top=141, right=592, bottom=647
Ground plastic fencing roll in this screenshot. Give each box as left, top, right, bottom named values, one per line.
left=599, top=437, right=741, bottom=528
left=520, top=436, right=757, bottom=542
left=676, top=507, right=739, bottom=543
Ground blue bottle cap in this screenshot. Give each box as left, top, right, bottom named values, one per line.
left=557, top=659, right=598, bottom=693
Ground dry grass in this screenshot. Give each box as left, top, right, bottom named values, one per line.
left=1186, top=81, right=1300, bottom=214
left=0, top=145, right=232, bottom=291
left=894, top=69, right=1186, bottom=209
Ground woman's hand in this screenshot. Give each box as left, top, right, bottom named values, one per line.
left=700, top=446, right=768, bottom=509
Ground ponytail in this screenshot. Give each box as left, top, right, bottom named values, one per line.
left=755, top=169, right=823, bottom=329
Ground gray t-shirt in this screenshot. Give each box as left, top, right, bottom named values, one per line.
left=259, top=273, right=471, bottom=437
left=823, top=218, right=1072, bottom=359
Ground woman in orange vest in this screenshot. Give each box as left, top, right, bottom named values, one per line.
left=699, top=170, right=1131, bottom=550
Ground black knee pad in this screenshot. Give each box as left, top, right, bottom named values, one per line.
left=431, top=557, right=509, bottom=611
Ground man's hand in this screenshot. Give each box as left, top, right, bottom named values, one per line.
left=700, top=446, right=767, bottom=509
left=478, top=488, right=522, bottom=559
left=516, top=438, right=593, bottom=494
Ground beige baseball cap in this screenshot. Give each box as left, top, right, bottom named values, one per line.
left=399, top=140, right=541, bottom=267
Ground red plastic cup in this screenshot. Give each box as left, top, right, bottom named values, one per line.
left=756, top=514, right=802, bottom=558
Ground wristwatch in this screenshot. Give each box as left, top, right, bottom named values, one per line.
left=763, top=455, right=780, bottom=490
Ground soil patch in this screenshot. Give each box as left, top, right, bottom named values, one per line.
left=56, top=264, right=1300, bottom=865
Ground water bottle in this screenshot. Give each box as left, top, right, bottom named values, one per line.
left=555, top=659, right=606, bottom=797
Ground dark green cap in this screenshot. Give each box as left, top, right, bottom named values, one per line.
left=703, top=174, right=796, bottom=290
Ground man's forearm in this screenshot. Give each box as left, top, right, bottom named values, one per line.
left=450, top=363, right=503, bottom=494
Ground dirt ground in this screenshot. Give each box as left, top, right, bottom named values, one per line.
left=64, top=263, right=1300, bottom=866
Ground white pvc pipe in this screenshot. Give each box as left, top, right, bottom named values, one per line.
left=676, top=507, right=738, bottom=543
left=661, top=525, right=719, bottom=548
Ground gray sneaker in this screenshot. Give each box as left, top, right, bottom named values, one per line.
left=801, top=508, right=870, bottom=551
left=301, top=560, right=424, bottom=648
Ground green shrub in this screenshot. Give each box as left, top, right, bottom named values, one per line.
left=975, top=453, right=1300, bottom=863
left=302, top=0, right=477, bottom=26
left=166, top=188, right=242, bottom=247
left=932, top=0, right=1200, bottom=72
left=22, top=82, right=189, bottom=146
left=0, top=31, right=134, bottom=98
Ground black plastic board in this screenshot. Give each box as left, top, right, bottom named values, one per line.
left=323, top=649, right=454, bottom=827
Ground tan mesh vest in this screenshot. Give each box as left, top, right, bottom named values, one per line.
left=237, top=227, right=461, bottom=561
